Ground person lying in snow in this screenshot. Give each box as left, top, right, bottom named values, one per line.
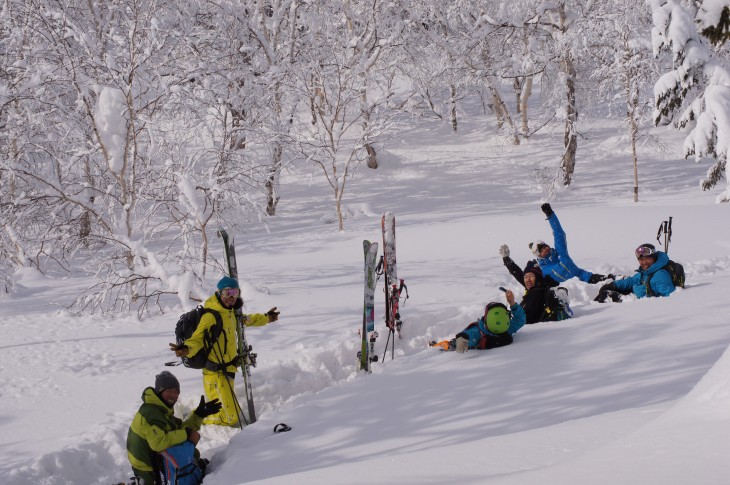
left=498, top=251, right=572, bottom=323
left=594, top=243, right=676, bottom=303
left=530, top=203, right=612, bottom=285
left=430, top=289, right=526, bottom=352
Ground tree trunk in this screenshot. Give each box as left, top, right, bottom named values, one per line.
left=365, top=144, right=378, bottom=169
left=265, top=142, right=282, bottom=216
left=560, top=55, right=578, bottom=186
left=629, top=80, right=640, bottom=203
left=229, top=106, right=246, bottom=150
left=487, top=82, right=520, bottom=145
left=520, top=77, right=532, bottom=135
left=450, top=85, right=458, bottom=132
left=558, top=5, right=577, bottom=186
left=334, top=186, right=344, bottom=231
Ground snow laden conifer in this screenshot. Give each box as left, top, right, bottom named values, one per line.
left=649, top=0, right=730, bottom=202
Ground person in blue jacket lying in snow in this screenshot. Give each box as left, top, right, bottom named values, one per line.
left=430, top=289, right=527, bottom=352
left=594, top=243, right=676, bottom=303
left=530, top=203, right=612, bottom=285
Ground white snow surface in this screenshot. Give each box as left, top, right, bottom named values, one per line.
left=2, top=116, right=730, bottom=485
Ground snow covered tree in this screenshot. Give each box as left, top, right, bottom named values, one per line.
left=588, top=0, right=660, bottom=202
left=290, top=0, right=404, bottom=231
left=649, top=0, right=730, bottom=202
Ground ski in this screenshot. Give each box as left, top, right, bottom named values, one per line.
left=380, top=212, right=408, bottom=361
left=217, top=228, right=257, bottom=425
left=359, top=240, right=379, bottom=372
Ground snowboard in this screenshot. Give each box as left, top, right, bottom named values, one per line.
left=218, top=229, right=257, bottom=425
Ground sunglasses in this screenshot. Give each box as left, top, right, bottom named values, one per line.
left=635, top=246, right=656, bottom=259
left=220, top=288, right=240, bottom=298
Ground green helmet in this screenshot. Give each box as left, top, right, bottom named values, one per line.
left=485, top=302, right=511, bottom=334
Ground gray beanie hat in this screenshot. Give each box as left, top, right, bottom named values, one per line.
left=154, top=371, right=180, bottom=393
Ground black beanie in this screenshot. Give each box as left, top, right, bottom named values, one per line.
left=154, top=371, right=180, bottom=393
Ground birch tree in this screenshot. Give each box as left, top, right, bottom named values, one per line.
left=291, top=0, right=403, bottom=230
left=588, top=0, right=660, bottom=202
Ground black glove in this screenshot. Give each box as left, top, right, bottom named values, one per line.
left=194, top=395, right=222, bottom=418
left=266, top=307, right=280, bottom=322
left=169, top=343, right=189, bottom=357
left=588, top=273, right=608, bottom=284
left=541, top=203, right=553, bottom=218
left=599, top=282, right=617, bottom=293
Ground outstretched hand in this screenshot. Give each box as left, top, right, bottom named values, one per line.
left=541, top=203, right=553, bottom=218
left=266, top=307, right=280, bottom=322
left=499, top=244, right=510, bottom=258
left=504, top=289, right=516, bottom=307
left=169, top=343, right=189, bottom=357
left=194, top=395, right=222, bottom=418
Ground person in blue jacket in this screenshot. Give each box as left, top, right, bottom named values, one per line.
left=531, top=203, right=611, bottom=285
left=430, top=289, right=526, bottom=352
left=594, top=243, right=676, bottom=303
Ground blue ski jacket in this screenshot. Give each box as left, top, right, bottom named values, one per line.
left=536, top=213, right=594, bottom=283
left=612, top=251, right=676, bottom=298
left=462, top=304, right=526, bottom=349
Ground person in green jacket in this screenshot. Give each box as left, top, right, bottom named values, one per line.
left=126, top=371, right=221, bottom=485
left=169, top=276, right=280, bottom=427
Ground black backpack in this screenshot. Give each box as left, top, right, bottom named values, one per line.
left=174, top=306, right=224, bottom=369
left=646, top=260, right=685, bottom=296
left=664, top=260, right=686, bottom=288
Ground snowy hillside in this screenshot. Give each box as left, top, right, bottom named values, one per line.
left=2, top=116, right=730, bottom=485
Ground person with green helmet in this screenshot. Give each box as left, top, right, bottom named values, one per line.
left=430, top=289, right=526, bottom=352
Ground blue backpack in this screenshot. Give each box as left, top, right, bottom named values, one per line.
left=159, top=441, right=204, bottom=485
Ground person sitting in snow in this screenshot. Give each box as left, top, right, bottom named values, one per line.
left=126, top=371, right=221, bottom=485
left=530, top=203, right=612, bottom=285
left=498, top=248, right=571, bottom=323
left=594, top=243, right=676, bottom=303
left=431, top=289, right=526, bottom=352
left=169, top=276, right=279, bottom=427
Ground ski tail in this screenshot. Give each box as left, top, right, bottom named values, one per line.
left=360, top=240, right=379, bottom=372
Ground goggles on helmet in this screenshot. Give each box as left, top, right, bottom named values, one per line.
left=635, top=245, right=656, bottom=259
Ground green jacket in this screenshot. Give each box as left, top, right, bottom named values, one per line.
left=185, top=294, right=269, bottom=375
left=126, top=387, right=202, bottom=474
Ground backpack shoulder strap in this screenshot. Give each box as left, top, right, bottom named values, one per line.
left=200, top=308, right=223, bottom=335
left=199, top=308, right=226, bottom=355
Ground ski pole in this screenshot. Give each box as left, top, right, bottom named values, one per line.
left=666, top=217, right=673, bottom=254
left=213, top=337, right=247, bottom=428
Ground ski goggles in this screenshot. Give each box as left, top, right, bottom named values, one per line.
left=635, top=245, right=656, bottom=259
left=220, top=288, right=240, bottom=298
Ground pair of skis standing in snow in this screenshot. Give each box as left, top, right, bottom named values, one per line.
left=360, top=212, right=409, bottom=372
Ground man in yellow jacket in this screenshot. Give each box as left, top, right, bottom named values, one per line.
left=126, top=371, right=221, bottom=484
left=170, top=276, right=279, bottom=427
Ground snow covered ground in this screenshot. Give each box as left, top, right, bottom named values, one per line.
left=2, top=115, right=730, bottom=485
